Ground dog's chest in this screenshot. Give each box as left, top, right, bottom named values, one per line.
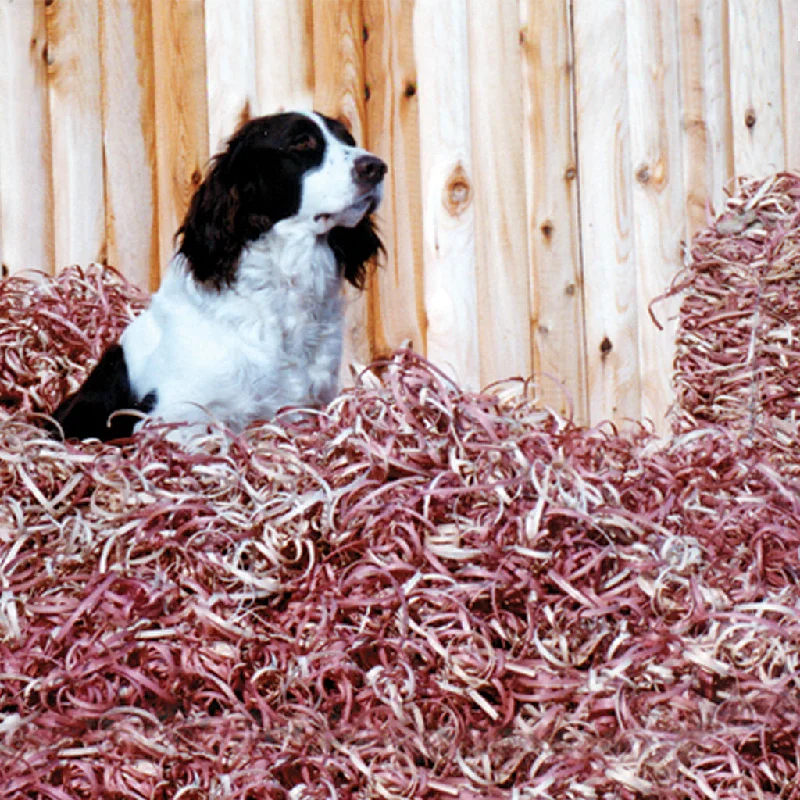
left=233, top=236, right=341, bottom=353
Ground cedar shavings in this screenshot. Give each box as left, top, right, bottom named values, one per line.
left=1, top=171, right=800, bottom=800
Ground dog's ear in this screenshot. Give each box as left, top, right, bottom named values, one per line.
left=176, top=146, right=279, bottom=289
left=328, top=215, right=384, bottom=290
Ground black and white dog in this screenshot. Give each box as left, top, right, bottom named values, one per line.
left=53, top=111, right=386, bottom=441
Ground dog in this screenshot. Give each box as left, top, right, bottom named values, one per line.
left=52, top=111, right=386, bottom=442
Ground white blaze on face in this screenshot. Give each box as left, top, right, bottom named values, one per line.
left=296, top=112, right=384, bottom=233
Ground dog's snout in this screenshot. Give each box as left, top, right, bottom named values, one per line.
left=354, top=155, right=387, bottom=187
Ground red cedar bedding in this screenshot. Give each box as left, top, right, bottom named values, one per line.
left=0, top=174, right=798, bottom=799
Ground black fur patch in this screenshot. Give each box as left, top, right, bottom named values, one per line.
left=52, top=344, right=155, bottom=442
left=177, top=113, right=326, bottom=289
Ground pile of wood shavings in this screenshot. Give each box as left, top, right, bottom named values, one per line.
left=0, top=196, right=798, bottom=800
left=668, top=172, right=800, bottom=471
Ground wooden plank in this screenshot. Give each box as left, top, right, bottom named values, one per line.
left=572, top=0, right=641, bottom=424
left=150, top=0, right=209, bottom=281
left=626, top=0, right=686, bottom=433
left=413, top=0, right=480, bottom=390
left=363, top=0, right=426, bottom=361
left=728, top=0, right=785, bottom=177
left=46, top=0, right=105, bottom=270
left=781, top=0, right=800, bottom=170
left=99, top=0, right=158, bottom=290
left=677, top=0, right=733, bottom=235
left=0, top=0, right=54, bottom=275
left=205, top=0, right=257, bottom=152
left=466, top=0, right=532, bottom=387
left=253, top=0, right=314, bottom=114
left=519, top=0, right=587, bottom=423
left=312, top=0, right=371, bottom=378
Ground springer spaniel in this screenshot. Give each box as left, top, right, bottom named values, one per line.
left=52, top=111, right=386, bottom=442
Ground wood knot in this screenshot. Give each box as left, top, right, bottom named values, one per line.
left=565, top=282, right=576, bottom=296
left=635, top=164, right=650, bottom=184
left=404, top=82, right=417, bottom=98
left=443, top=163, right=472, bottom=217
left=540, top=220, right=554, bottom=239
left=600, top=336, right=613, bottom=358
left=745, top=108, right=756, bottom=128
left=42, top=43, right=54, bottom=69
left=191, top=169, right=203, bottom=187
left=564, top=166, right=577, bottom=181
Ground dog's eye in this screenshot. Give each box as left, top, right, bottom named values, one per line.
left=289, top=133, right=317, bottom=152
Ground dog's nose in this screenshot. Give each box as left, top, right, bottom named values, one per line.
left=354, top=155, right=387, bottom=187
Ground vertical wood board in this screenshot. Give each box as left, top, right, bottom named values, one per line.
left=626, top=0, right=686, bottom=432
left=573, top=0, right=641, bottom=424
left=520, top=0, right=587, bottom=422
left=728, top=0, right=785, bottom=176
left=677, top=0, right=733, bottom=234
left=46, top=0, right=105, bottom=269
left=253, top=0, right=314, bottom=113
left=413, top=0, right=480, bottom=390
left=205, top=0, right=257, bottom=152
left=312, top=0, right=371, bottom=378
left=150, top=0, right=209, bottom=278
left=780, top=0, right=800, bottom=170
left=0, top=0, right=54, bottom=274
left=363, top=0, right=426, bottom=359
left=99, top=0, right=158, bottom=290
left=467, top=0, right=532, bottom=386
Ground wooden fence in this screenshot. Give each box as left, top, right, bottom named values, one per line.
left=1, top=0, right=798, bottom=430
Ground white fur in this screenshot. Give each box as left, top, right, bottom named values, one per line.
left=121, top=112, right=382, bottom=434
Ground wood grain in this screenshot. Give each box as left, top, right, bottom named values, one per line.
left=413, top=0, right=480, bottom=390
left=467, top=0, right=532, bottom=387
left=150, top=0, right=209, bottom=280
left=626, top=0, right=686, bottom=432
left=46, top=0, right=105, bottom=269
left=253, top=0, right=314, bottom=113
left=728, top=0, right=785, bottom=176
left=573, top=0, right=641, bottom=424
left=780, top=0, right=800, bottom=170
left=520, top=0, right=587, bottom=422
left=312, top=0, right=371, bottom=379
left=363, top=0, right=426, bottom=361
left=205, top=0, right=257, bottom=152
left=99, top=0, right=158, bottom=290
left=0, top=0, right=54, bottom=274
left=677, top=0, right=733, bottom=235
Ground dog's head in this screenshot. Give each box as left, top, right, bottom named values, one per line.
left=177, top=111, right=386, bottom=289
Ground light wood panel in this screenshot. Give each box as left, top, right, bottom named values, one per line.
left=677, top=0, right=733, bottom=235
left=728, top=0, right=785, bottom=176
left=150, top=0, right=209, bottom=277
left=780, top=0, right=800, bottom=170
left=1, top=0, right=798, bottom=428
left=572, top=0, right=641, bottom=423
left=413, top=0, right=480, bottom=390
left=626, top=0, right=686, bottom=432
left=46, top=0, right=105, bottom=270
left=467, top=0, right=532, bottom=387
left=363, top=0, right=426, bottom=360
left=0, top=0, right=54, bottom=275
left=253, top=0, right=314, bottom=114
left=520, top=0, right=587, bottom=422
left=99, top=0, right=158, bottom=290
left=311, top=0, right=371, bottom=379
left=204, top=0, right=257, bottom=153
